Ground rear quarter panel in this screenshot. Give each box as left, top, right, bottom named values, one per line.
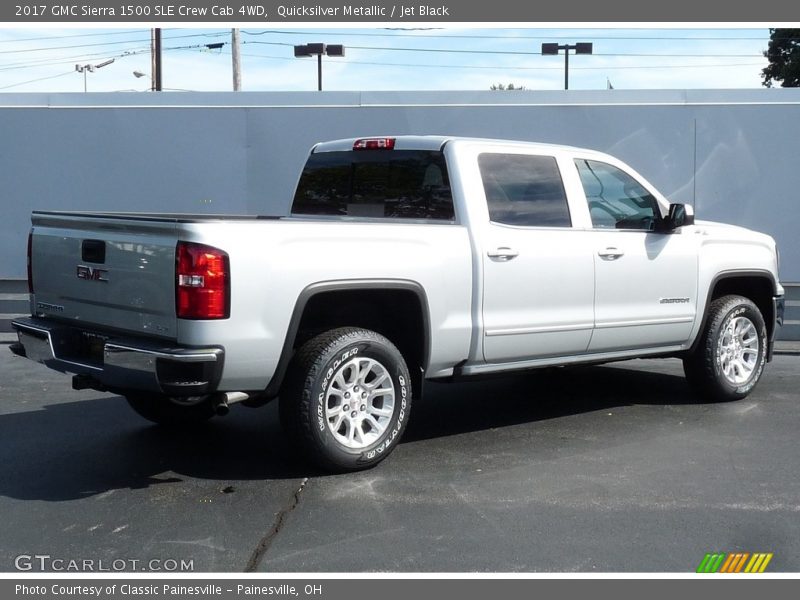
left=176, top=219, right=473, bottom=390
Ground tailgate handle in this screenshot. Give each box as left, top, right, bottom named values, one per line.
left=81, top=239, right=106, bottom=264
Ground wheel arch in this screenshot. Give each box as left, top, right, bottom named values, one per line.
left=264, top=279, right=431, bottom=398
left=690, top=269, right=777, bottom=354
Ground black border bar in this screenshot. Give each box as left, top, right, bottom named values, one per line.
left=3, top=0, right=800, bottom=23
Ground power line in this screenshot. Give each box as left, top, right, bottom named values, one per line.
left=244, top=40, right=763, bottom=58
left=0, top=41, right=229, bottom=91
left=0, top=32, right=232, bottom=75
left=0, top=28, right=232, bottom=45
left=0, top=31, right=228, bottom=55
left=236, top=50, right=763, bottom=72
left=0, top=29, right=142, bottom=44
left=349, top=60, right=767, bottom=71
left=0, top=42, right=222, bottom=77
left=0, top=46, right=151, bottom=72
left=0, top=36, right=153, bottom=55
left=0, top=70, right=74, bottom=90
left=0, top=28, right=773, bottom=92
left=0, top=29, right=768, bottom=78
left=241, top=29, right=783, bottom=42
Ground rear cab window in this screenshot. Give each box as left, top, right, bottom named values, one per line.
left=292, top=149, right=455, bottom=221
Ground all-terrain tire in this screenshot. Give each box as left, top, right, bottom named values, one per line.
left=279, top=327, right=412, bottom=472
left=683, top=294, right=767, bottom=402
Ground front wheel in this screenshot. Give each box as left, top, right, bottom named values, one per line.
left=280, top=327, right=412, bottom=472
left=683, top=294, right=767, bottom=401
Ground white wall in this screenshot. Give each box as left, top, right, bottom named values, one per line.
left=1, top=89, right=799, bottom=281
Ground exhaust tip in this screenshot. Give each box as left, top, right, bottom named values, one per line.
left=212, top=391, right=250, bottom=416
left=212, top=394, right=230, bottom=416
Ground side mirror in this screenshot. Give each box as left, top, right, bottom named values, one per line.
left=665, top=203, right=694, bottom=230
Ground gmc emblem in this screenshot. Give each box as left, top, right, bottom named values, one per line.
left=76, top=265, right=108, bottom=282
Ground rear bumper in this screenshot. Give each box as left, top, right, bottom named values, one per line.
left=768, top=294, right=784, bottom=362
left=10, top=317, right=223, bottom=396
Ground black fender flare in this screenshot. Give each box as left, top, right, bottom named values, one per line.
left=264, top=279, right=430, bottom=398
left=689, top=269, right=779, bottom=355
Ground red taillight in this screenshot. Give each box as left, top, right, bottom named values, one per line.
left=27, top=230, right=33, bottom=294
left=176, top=242, right=229, bottom=320
left=353, top=137, right=396, bottom=150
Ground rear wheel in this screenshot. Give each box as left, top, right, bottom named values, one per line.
left=683, top=294, right=767, bottom=401
left=280, top=327, right=412, bottom=472
left=124, top=393, right=216, bottom=426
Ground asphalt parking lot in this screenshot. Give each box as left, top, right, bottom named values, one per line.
left=1, top=341, right=798, bottom=573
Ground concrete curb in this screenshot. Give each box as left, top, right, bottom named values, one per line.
left=774, top=341, right=800, bottom=356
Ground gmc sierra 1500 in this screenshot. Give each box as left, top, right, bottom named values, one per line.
left=11, top=136, right=784, bottom=471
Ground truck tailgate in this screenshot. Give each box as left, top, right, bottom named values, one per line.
left=30, top=212, right=179, bottom=339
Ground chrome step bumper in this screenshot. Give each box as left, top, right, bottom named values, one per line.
left=11, top=317, right=223, bottom=396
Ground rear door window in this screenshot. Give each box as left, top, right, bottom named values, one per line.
left=478, top=153, right=571, bottom=227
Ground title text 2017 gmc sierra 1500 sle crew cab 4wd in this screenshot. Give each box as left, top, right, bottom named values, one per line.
left=11, top=136, right=784, bottom=471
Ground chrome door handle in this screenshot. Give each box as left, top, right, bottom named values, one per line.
left=487, top=247, right=519, bottom=260
left=598, top=247, right=624, bottom=260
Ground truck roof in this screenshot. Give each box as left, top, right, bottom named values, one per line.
left=311, top=135, right=605, bottom=157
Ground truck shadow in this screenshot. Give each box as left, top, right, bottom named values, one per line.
left=0, top=361, right=705, bottom=501
left=0, top=396, right=303, bottom=502
left=405, top=361, right=705, bottom=443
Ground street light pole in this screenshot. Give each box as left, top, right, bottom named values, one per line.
left=294, top=43, right=345, bottom=91
left=541, top=42, right=593, bottom=90
left=74, top=58, right=115, bottom=92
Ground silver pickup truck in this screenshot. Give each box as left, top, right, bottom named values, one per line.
left=11, top=136, right=784, bottom=471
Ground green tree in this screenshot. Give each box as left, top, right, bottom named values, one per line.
left=762, top=28, right=800, bottom=87
left=490, top=83, right=526, bottom=90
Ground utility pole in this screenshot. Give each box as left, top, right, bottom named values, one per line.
left=150, top=29, right=156, bottom=91
left=231, top=29, right=242, bottom=91
left=152, top=28, right=162, bottom=91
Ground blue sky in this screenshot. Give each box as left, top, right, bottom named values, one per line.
left=0, top=27, right=772, bottom=93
